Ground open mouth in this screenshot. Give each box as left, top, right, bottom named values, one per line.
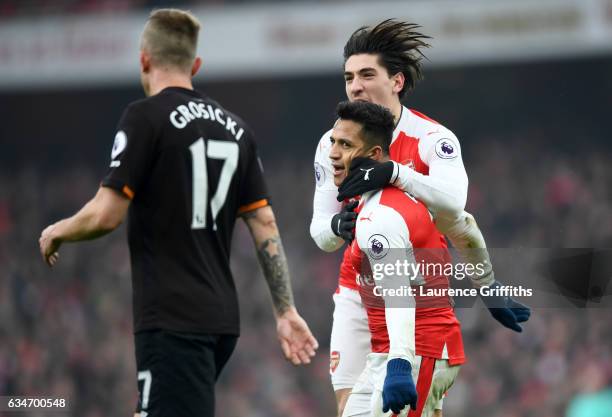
left=332, top=163, right=345, bottom=177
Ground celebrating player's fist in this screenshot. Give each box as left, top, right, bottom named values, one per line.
left=382, top=358, right=418, bottom=414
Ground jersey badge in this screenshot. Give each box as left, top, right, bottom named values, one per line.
left=367, top=234, right=390, bottom=260
left=110, top=130, right=127, bottom=167
left=435, top=138, right=458, bottom=159
left=330, top=351, right=340, bottom=373
left=314, top=162, right=326, bottom=188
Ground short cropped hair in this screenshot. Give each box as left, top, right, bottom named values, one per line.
left=343, top=19, right=431, bottom=98
left=336, top=101, right=394, bottom=155
left=141, top=9, right=201, bottom=72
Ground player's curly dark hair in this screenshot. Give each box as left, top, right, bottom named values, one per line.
left=336, top=100, right=394, bottom=155
left=343, top=19, right=431, bottom=98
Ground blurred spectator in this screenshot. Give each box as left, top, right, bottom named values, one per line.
left=566, top=361, right=612, bottom=417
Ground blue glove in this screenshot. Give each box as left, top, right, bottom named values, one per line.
left=481, top=281, right=531, bottom=332
left=382, top=358, right=417, bottom=414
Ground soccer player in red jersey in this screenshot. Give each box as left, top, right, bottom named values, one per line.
left=310, top=20, right=529, bottom=416
left=331, top=100, right=464, bottom=417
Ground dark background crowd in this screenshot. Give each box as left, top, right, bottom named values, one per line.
left=1, top=48, right=611, bottom=416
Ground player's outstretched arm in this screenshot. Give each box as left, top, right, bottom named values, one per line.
left=338, top=129, right=469, bottom=218
left=38, top=186, right=130, bottom=267
left=436, top=212, right=531, bottom=332
left=242, top=205, right=319, bottom=365
left=337, top=156, right=467, bottom=219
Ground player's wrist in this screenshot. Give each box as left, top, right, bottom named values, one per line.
left=275, top=304, right=297, bottom=320
left=387, top=353, right=414, bottom=365
left=386, top=358, right=412, bottom=375
left=330, top=212, right=342, bottom=236
left=389, top=161, right=400, bottom=185
left=47, top=223, right=64, bottom=244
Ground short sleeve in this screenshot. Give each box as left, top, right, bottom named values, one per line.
left=237, top=133, right=269, bottom=214
left=101, top=104, right=156, bottom=199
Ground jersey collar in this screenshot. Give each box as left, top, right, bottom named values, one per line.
left=391, top=106, right=409, bottom=144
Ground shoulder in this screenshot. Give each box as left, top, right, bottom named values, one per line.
left=403, top=108, right=462, bottom=160
left=406, top=108, right=457, bottom=141
left=123, top=92, right=175, bottom=128
left=116, top=98, right=158, bottom=133
left=124, top=96, right=153, bottom=116
left=204, top=95, right=250, bottom=129
left=314, top=128, right=334, bottom=163
left=189, top=93, right=256, bottom=145
left=356, top=190, right=410, bottom=248
left=312, top=128, right=335, bottom=189
left=315, top=128, right=334, bottom=154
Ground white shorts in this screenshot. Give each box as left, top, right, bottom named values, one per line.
left=342, top=353, right=461, bottom=417
left=330, top=285, right=371, bottom=391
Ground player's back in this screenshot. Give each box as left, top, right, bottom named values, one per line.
left=103, top=87, right=268, bottom=335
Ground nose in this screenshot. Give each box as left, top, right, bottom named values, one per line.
left=349, top=78, right=364, bottom=97
left=329, top=142, right=340, bottom=161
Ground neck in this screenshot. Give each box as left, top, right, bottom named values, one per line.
left=147, top=69, right=193, bottom=97
left=389, top=100, right=403, bottom=124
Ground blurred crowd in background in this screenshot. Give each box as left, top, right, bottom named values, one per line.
left=0, top=0, right=317, bottom=18
left=0, top=0, right=194, bottom=17
left=1, top=44, right=611, bottom=417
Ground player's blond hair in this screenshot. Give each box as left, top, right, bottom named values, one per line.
left=141, top=9, right=201, bottom=73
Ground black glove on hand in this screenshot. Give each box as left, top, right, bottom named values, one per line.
left=337, top=157, right=396, bottom=202
left=481, top=281, right=531, bottom=332
left=331, top=200, right=358, bottom=242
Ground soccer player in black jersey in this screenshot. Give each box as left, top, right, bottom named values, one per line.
left=39, top=8, right=318, bottom=417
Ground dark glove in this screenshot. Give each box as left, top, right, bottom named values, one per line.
left=481, top=281, right=531, bottom=332
left=382, top=358, right=418, bottom=414
left=331, top=200, right=358, bottom=242
left=337, top=157, right=396, bottom=202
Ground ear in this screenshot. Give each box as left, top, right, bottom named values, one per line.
left=191, top=57, right=202, bottom=77
left=368, top=146, right=384, bottom=161
left=140, top=50, right=151, bottom=73
left=391, top=72, right=405, bottom=95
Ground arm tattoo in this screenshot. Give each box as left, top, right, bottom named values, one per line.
left=256, top=236, right=294, bottom=315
